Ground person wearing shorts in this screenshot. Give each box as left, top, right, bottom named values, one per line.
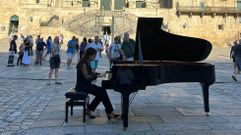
left=47, top=36, right=62, bottom=85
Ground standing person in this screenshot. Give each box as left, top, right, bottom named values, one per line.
left=109, top=36, right=125, bottom=69
left=232, top=39, right=241, bottom=81
left=27, top=35, right=34, bottom=56
left=36, top=38, right=46, bottom=65
left=109, top=36, right=124, bottom=61
left=59, top=34, right=64, bottom=45
left=230, top=40, right=239, bottom=75
left=7, top=35, right=18, bottom=67
left=121, top=32, right=135, bottom=61
left=75, top=37, right=80, bottom=61
left=47, top=36, right=62, bottom=85
left=43, top=36, right=52, bottom=61
left=87, top=35, right=103, bottom=72
left=79, top=37, right=88, bottom=60
left=22, top=38, right=31, bottom=66
left=66, top=36, right=76, bottom=69
left=17, top=41, right=25, bottom=66
left=75, top=47, right=120, bottom=119
left=35, top=35, right=41, bottom=64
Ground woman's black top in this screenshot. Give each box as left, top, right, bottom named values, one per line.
left=75, top=61, right=92, bottom=92
left=24, top=43, right=30, bottom=51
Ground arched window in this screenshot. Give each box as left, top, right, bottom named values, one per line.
left=10, top=15, right=19, bottom=22
left=9, top=15, right=19, bottom=35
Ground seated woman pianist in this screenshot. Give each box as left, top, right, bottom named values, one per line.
left=75, top=47, right=120, bottom=119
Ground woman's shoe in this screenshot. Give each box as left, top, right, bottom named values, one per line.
left=55, top=81, right=62, bottom=85
left=107, top=113, right=121, bottom=120
left=85, top=109, right=96, bottom=119
left=232, top=75, right=237, bottom=81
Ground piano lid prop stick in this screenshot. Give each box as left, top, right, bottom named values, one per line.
left=129, top=92, right=138, bottom=105
left=138, top=31, right=143, bottom=65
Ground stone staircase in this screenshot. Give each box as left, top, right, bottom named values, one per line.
left=39, top=10, right=138, bottom=38
left=64, top=10, right=138, bottom=38
left=64, top=11, right=100, bottom=37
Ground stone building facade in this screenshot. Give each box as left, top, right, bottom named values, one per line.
left=0, top=0, right=241, bottom=47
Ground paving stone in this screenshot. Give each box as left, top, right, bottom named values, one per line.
left=5, top=125, right=20, bottom=131
left=85, top=124, right=116, bottom=133
left=62, top=126, right=85, bottom=134
left=24, top=127, right=63, bottom=135
left=206, top=123, right=241, bottom=130
left=1, top=47, right=241, bottom=134
left=150, top=123, right=211, bottom=130
left=31, top=120, right=64, bottom=128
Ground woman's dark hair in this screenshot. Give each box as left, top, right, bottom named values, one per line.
left=81, top=48, right=97, bottom=62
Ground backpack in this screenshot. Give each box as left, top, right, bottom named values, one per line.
left=37, top=41, right=45, bottom=51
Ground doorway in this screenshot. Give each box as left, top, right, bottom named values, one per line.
left=102, top=26, right=111, bottom=45
left=8, top=15, right=19, bottom=36
left=102, top=26, right=111, bottom=35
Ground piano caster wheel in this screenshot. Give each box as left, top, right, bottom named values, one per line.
left=206, top=112, right=210, bottom=116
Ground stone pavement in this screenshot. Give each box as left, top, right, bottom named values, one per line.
left=1, top=41, right=241, bottom=135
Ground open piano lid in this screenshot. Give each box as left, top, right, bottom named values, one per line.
left=134, top=17, right=212, bottom=62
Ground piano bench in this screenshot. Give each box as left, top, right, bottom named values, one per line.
left=65, top=88, right=89, bottom=123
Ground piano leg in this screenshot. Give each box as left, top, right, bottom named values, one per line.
left=200, top=83, right=210, bottom=115
left=121, top=91, right=130, bottom=129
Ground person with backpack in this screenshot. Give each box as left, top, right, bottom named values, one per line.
left=35, top=38, right=46, bottom=65
left=7, top=35, right=18, bottom=67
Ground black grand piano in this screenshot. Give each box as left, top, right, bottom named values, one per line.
left=102, top=18, right=215, bottom=128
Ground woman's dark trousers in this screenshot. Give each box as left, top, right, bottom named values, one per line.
left=17, top=53, right=23, bottom=65
left=83, top=84, right=114, bottom=114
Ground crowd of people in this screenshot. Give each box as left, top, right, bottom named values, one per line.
left=7, top=32, right=136, bottom=120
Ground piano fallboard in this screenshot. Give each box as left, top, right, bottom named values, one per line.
left=110, top=62, right=215, bottom=86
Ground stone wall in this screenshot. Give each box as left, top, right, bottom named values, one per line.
left=0, top=0, right=240, bottom=47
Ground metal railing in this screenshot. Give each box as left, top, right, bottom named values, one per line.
left=40, top=15, right=59, bottom=26
left=177, top=5, right=241, bottom=14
